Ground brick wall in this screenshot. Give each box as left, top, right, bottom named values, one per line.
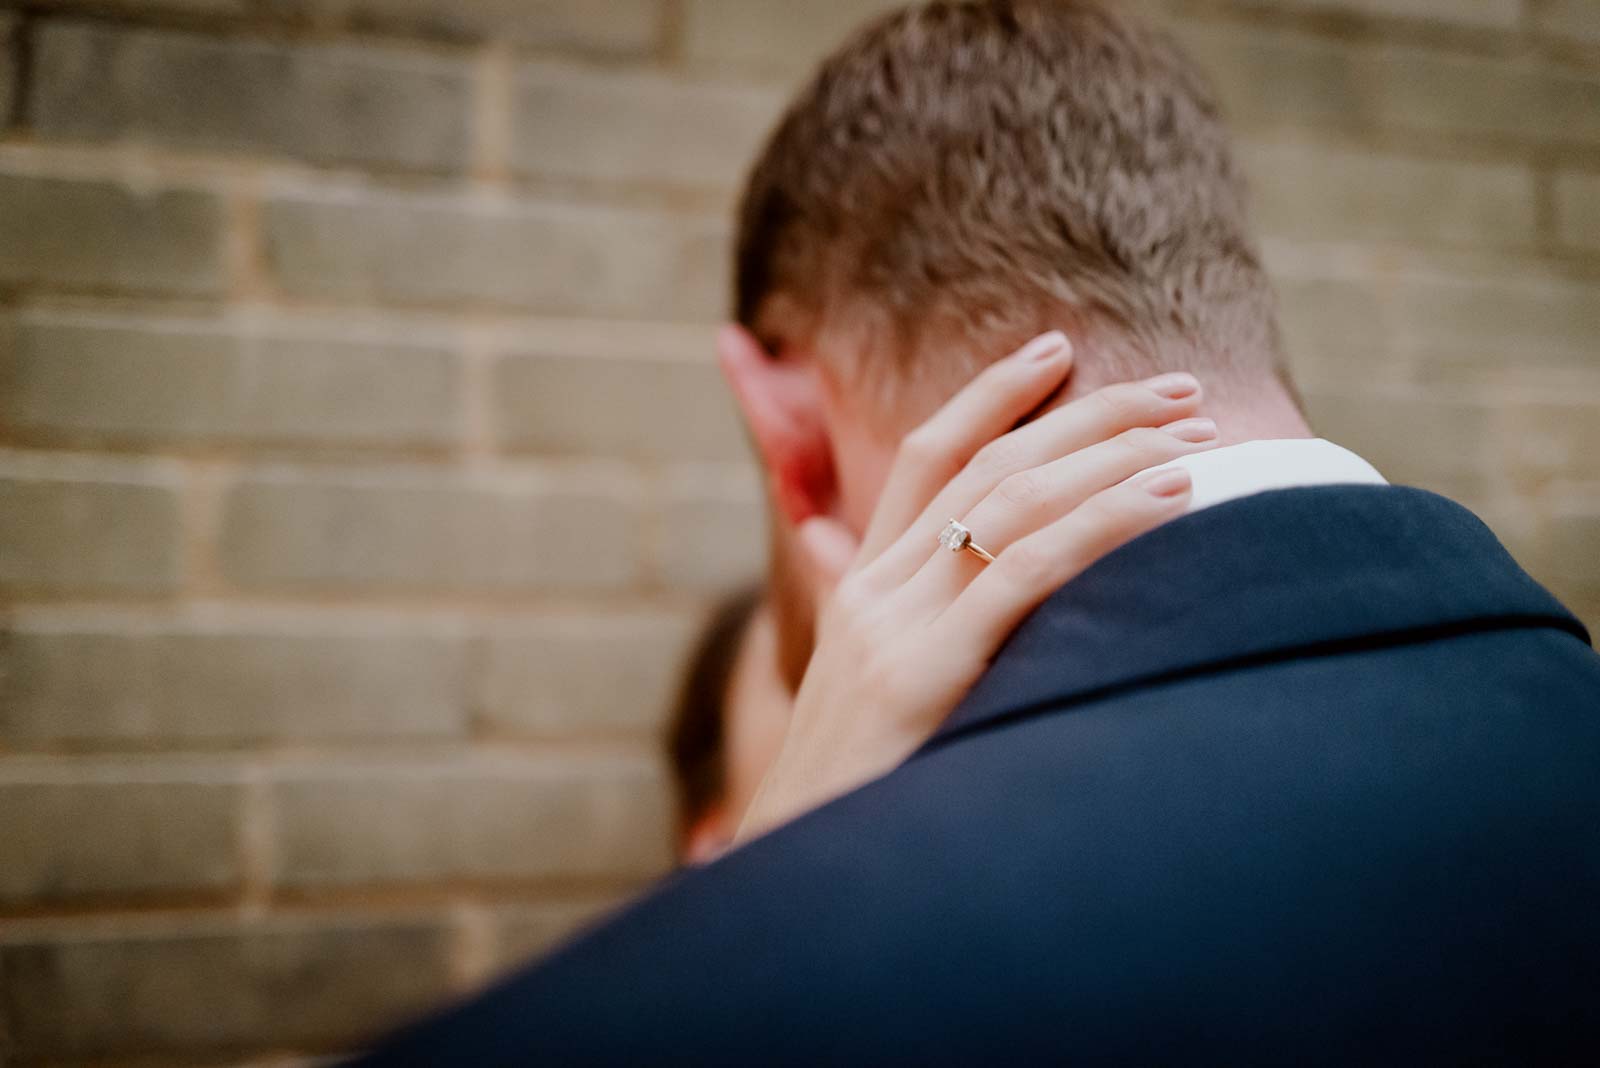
left=1, top=1, right=1597, bottom=1063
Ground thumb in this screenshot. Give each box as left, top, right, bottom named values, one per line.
left=794, top=515, right=859, bottom=604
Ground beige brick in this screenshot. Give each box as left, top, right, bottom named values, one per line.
left=0, top=770, right=242, bottom=904
left=492, top=899, right=623, bottom=971
left=1270, top=0, right=1521, bottom=28
left=1172, top=22, right=1364, bottom=131
left=682, top=0, right=903, bottom=72
left=1555, top=170, right=1600, bottom=250
left=28, top=0, right=250, bottom=11
left=1373, top=47, right=1600, bottom=145
left=1389, top=274, right=1599, bottom=369
left=0, top=14, right=16, bottom=126
left=0, top=312, right=463, bottom=448
left=1498, top=399, right=1600, bottom=488
left=1534, top=0, right=1600, bottom=45
left=1, top=616, right=470, bottom=744
left=0, top=172, right=225, bottom=295
left=492, top=316, right=718, bottom=361
left=289, top=0, right=664, bottom=54
left=1179, top=22, right=1600, bottom=145
left=494, top=350, right=746, bottom=460
left=219, top=467, right=641, bottom=593
left=1, top=917, right=454, bottom=1062
left=654, top=468, right=767, bottom=591
left=270, top=754, right=673, bottom=887
left=1303, top=389, right=1492, bottom=496
left=1243, top=142, right=1536, bottom=247
left=30, top=20, right=473, bottom=171
left=1274, top=276, right=1393, bottom=384
left=1547, top=506, right=1600, bottom=586
left=262, top=189, right=728, bottom=321
left=0, top=454, right=184, bottom=595
left=479, top=612, right=699, bottom=736
left=513, top=63, right=782, bottom=189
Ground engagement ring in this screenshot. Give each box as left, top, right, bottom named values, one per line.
left=938, top=518, right=996, bottom=565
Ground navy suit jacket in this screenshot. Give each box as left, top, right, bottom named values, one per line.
left=358, top=486, right=1600, bottom=1064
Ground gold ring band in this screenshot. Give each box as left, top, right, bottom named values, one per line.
left=937, top=519, right=995, bottom=565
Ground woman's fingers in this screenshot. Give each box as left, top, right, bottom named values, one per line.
left=793, top=515, right=860, bottom=606
left=866, top=376, right=1207, bottom=589
left=929, top=466, right=1195, bottom=656
left=966, top=420, right=1217, bottom=556
left=853, top=331, right=1073, bottom=568
left=903, top=419, right=1219, bottom=607
left=906, top=375, right=1202, bottom=557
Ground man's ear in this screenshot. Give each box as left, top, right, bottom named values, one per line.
left=716, top=324, right=837, bottom=526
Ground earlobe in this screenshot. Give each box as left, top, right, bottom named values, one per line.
left=682, top=807, right=732, bottom=865
left=716, top=324, right=838, bottom=526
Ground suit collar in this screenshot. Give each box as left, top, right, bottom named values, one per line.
left=926, top=485, right=1589, bottom=748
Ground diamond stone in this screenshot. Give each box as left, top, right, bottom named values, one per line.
left=938, top=519, right=971, bottom=552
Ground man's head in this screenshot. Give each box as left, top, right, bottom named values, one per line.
left=717, top=0, right=1307, bottom=685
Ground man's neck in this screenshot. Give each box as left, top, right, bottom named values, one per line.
left=1209, top=393, right=1314, bottom=448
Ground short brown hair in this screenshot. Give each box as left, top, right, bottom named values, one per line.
left=735, top=0, right=1286, bottom=405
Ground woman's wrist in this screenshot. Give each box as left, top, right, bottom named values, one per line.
left=737, top=717, right=918, bottom=842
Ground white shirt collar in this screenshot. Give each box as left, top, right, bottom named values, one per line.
left=1149, top=438, right=1387, bottom=514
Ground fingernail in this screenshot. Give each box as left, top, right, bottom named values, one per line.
left=1146, top=372, right=1199, bottom=400
left=1017, top=331, right=1071, bottom=363
left=1140, top=468, right=1192, bottom=499
left=1161, top=417, right=1217, bottom=443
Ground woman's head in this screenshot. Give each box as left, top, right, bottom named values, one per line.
left=665, top=588, right=793, bottom=862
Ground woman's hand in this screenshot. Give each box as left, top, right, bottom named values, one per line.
left=736, top=331, right=1219, bottom=842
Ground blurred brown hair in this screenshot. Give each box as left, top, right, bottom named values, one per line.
left=735, top=0, right=1285, bottom=404
left=665, top=587, right=763, bottom=842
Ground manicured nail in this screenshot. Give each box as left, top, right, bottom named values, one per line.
left=1017, top=330, right=1071, bottom=363
left=1145, top=372, right=1199, bottom=400
left=1140, top=468, right=1192, bottom=499
left=1161, top=417, right=1217, bottom=443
